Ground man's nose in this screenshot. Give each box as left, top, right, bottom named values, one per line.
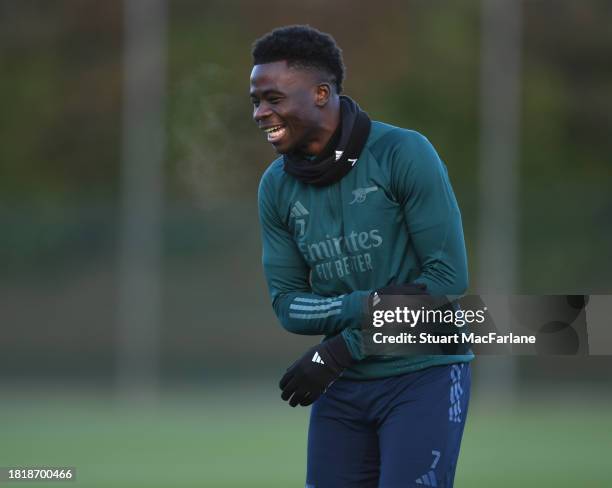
left=253, top=102, right=272, bottom=122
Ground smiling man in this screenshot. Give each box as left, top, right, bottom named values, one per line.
left=252, top=25, right=473, bottom=488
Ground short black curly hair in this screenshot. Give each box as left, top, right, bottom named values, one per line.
left=252, top=25, right=345, bottom=94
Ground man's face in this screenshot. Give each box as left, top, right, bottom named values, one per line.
left=250, top=60, right=322, bottom=154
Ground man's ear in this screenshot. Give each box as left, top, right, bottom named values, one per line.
left=315, top=83, right=332, bottom=107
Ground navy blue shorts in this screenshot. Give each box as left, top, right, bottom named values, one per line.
left=306, top=363, right=471, bottom=488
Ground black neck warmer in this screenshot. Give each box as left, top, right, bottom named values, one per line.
left=283, top=95, right=371, bottom=187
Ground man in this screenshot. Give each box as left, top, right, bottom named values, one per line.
left=252, top=25, right=473, bottom=488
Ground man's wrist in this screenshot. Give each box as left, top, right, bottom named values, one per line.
left=322, top=334, right=354, bottom=369
left=342, top=290, right=372, bottom=331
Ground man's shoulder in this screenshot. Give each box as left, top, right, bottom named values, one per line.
left=258, top=156, right=285, bottom=193
left=368, top=120, right=429, bottom=150
left=261, top=155, right=284, bottom=179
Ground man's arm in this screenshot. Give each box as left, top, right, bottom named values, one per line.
left=338, top=131, right=469, bottom=362
left=258, top=173, right=369, bottom=337
left=392, top=130, right=469, bottom=296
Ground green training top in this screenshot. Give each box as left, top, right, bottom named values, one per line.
left=257, top=121, right=474, bottom=380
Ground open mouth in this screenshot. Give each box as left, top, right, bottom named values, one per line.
left=263, top=125, right=287, bottom=143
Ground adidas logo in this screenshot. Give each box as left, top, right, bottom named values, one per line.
left=290, top=201, right=309, bottom=218
left=415, top=470, right=437, bottom=486
left=334, top=150, right=358, bottom=166
left=311, top=352, right=325, bottom=365
left=290, top=201, right=309, bottom=237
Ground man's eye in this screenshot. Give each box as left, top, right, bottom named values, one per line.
left=269, top=98, right=282, bottom=104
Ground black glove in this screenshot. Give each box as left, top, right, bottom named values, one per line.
left=279, top=334, right=354, bottom=407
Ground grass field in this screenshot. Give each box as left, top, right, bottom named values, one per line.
left=1, top=382, right=611, bottom=487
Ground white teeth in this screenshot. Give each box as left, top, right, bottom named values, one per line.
left=264, top=125, right=283, bottom=133
left=267, top=126, right=286, bottom=142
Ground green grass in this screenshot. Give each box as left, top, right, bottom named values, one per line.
left=1, top=384, right=611, bottom=487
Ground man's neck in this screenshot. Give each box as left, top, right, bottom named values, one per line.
left=301, top=98, right=341, bottom=157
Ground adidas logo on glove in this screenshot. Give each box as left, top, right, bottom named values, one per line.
left=311, top=352, right=325, bottom=365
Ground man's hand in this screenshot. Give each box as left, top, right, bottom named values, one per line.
left=279, top=334, right=354, bottom=407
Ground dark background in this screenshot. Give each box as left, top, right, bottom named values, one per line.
left=1, top=1, right=611, bottom=487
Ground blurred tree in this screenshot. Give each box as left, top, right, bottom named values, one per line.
left=1, top=0, right=611, bottom=287
left=0, top=1, right=122, bottom=202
